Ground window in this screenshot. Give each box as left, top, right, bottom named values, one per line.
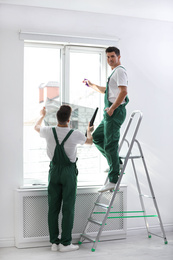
left=24, top=43, right=108, bottom=187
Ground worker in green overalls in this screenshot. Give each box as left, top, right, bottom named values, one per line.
left=34, top=105, right=93, bottom=252
left=83, top=46, right=129, bottom=192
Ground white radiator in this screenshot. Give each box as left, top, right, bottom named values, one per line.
left=15, top=186, right=127, bottom=248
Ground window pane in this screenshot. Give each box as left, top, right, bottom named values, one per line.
left=69, top=50, right=106, bottom=186
left=24, top=45, right=61, bottom=185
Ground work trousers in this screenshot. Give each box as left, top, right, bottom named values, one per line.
left=48, top=163, right=77, bottom=245
left=93, top=105, right=126, bottom=183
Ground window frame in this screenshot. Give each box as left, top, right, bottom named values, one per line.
left=23, top=41, right=108, bottom=187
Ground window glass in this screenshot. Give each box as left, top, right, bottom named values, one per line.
left=69, top=49, right=104, bottom=185
left=24, top=45, right=61, bottom=185
left=24, top=44, right=107, bottom=187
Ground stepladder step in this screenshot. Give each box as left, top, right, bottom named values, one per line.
left=95, top=202, right=109, bottom=209
left=140, top=194, right=154, bottom=199
left=81, top=233, right=96, bottom=243
left=120, top=154, right=142, bottom=159
left=88, top=217, right=103, bottom=226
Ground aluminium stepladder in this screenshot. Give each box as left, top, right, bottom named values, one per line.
left=78, top=110, right=168, bottom=251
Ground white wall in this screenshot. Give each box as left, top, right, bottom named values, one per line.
left=0, top=4, right=173, bottom=246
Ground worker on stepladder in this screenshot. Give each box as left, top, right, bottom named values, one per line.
left=83, top=46, right=129, bottom=192
left=34, top=105, right=94, bottom=252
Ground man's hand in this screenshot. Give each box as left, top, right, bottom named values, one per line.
left=83, top=79, right=106, bottom=94
left=40, top=107, right=46, bottom=117
left=85, top=122, right=94, bottom=145
left=87, top=122, right=94, bottom=133
left=83, top=79, right=93, bottom=88
left=34, top=107, right=46, bottom=133
left=105, top=107, right=114, bottom=116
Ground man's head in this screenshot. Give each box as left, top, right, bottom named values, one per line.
left=56, top=105, right=72, bottom=125
left=106, top=46, right=121, bottom=69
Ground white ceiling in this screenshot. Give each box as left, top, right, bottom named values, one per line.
left=1, top=0, right=173, bottom=23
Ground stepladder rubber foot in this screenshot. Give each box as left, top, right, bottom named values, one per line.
left=91, top=248, right=95, bottom=252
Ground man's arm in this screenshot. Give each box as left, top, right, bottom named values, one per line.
left=83, top=79, right=106, bottom=94
left=105, top=86, right=127, bottom=116
left=85, top=123, right=94, bottom=145
left=34, top=107, right=46, bottom=133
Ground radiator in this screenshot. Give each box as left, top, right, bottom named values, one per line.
left=15, top=185, right=127, bottom=248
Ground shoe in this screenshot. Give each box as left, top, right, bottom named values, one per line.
left=98, top=181, right=116, bottom=192
left=120, top=163, right=123, bottom=170
left=59, top=243, right=79, bottom=252
left=51, top=243, right=59, bottom=251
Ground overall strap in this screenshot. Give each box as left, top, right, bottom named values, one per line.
left=61, top=129, right=74, bottom=146
left=108, top=68, right=116, bottom=80
left=52, top=128, right=59, bottom=145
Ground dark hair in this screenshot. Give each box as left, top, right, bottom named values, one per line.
left=106, top=46, right=120, bottom=56
left=56, top=105, right=72, bottom=124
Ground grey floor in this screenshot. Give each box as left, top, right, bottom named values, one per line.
left=0, top=232, right=173, bottom=260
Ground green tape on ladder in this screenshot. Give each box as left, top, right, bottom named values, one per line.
left=107, top=215, right=158, bottom=219
left=92, top=211, right=157, bottom=219
left=93, top=210, right=145, bottom=214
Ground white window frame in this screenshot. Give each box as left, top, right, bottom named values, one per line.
left=23, top=41, right=108, bottom=187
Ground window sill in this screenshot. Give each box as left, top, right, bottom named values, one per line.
left=19, top=183, right=127, bottom=191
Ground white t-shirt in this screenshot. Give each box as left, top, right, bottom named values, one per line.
left=108, top=65, right=128, bottom=104
left=40, top=126, right=87, bottom=162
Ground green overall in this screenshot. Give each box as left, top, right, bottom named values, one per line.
left=48, top=128, right=78, bottom=246
left=93, top=66, right=129, bottom=183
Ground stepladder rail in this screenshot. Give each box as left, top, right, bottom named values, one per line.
left=79, top=110, right=168, bottom=251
